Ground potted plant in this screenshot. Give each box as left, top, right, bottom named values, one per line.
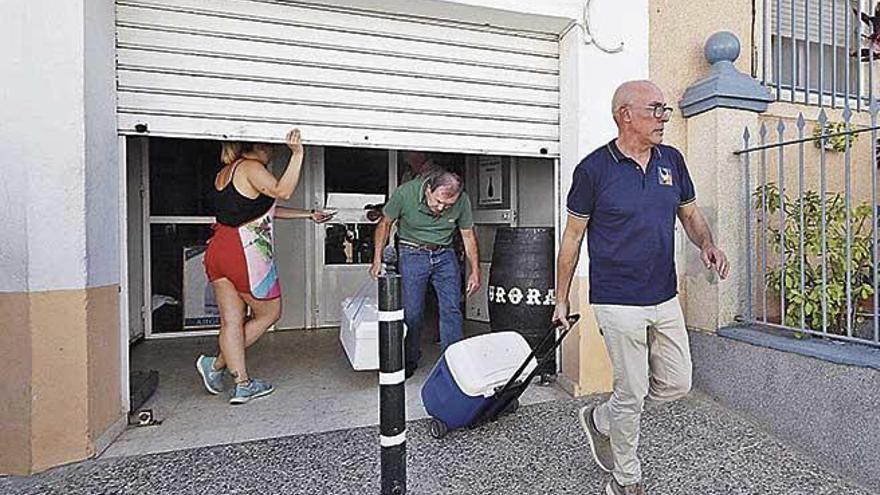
left=754, top=183, right=874, bottom=335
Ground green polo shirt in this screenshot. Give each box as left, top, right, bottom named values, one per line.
left=383, top=178, right=474, bottom=246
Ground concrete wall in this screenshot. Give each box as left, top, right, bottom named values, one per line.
left=684, top=108, right=758, bottom=331
left=650, top=0, right=754, bottom=158
left=649, top=0, right=755, bottom=331
left=28, top=290, right=90, bottom=470
left=0, top=0, right=124, bottom=475
left=0, top=293, right=31, bottom=475
left=87, top=286, right=123, bottom=452
left=4, top=0, right=87, bottom=292
left=692, top=330, right=880, bottom=492
left=85, top=0, right=120, bottom=288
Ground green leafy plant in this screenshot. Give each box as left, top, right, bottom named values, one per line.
left=812, top=121, right=859, bottom=152
left=754, top=183, right=874, bottom=334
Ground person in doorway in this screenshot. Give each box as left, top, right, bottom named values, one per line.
left=197, top=129, right=332, bottom=404
left=399, top=150, right=442, bottom=183
left=552, top=81, right=729, bottom=495
left=399, top=151, right=446, bottom=344
left=360, top=152, right=441, bottom=224
left=369, top=171, right=481, bottom=378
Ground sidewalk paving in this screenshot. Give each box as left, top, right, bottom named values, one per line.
left=2, top=393, right=875, bottom=495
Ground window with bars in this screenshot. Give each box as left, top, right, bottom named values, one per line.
left=766, top=0, right=872, bottom=101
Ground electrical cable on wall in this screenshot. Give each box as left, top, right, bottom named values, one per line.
left=571, top=0, right=625, bottom=54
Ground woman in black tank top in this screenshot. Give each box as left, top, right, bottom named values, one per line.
left=213, top=160, right=276, bottom=226
left=197, top=129, right=333, bottom=405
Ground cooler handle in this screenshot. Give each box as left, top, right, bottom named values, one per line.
left=494, top=314, right=580, bottom=398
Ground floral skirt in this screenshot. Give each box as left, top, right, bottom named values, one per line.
left=204, top=206, right=280, bottom=300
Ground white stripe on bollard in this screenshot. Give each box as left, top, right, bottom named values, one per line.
left=380, top=431, right=407, bottom=447
left=378, top=309, right=405, bottom=322
left=379, top=370, right=406, bottom=385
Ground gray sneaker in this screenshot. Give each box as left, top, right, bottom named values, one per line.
left=605, top=478, right=646, bottom=495
left=579, top=405, right=614, bottom=473
left=195, top=355, right=224, bottom=395
left=229, top=378, right=274, bottom=405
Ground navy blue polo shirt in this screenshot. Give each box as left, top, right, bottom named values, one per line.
left=566, top=140, right=696, bottom=306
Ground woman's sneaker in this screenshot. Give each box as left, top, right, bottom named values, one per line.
left=195, top=355, right=225, bottom=395
left=229, top=378, right=274, bottom=405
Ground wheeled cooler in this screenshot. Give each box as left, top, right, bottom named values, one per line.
left=421, top=315, right=579, bottom=438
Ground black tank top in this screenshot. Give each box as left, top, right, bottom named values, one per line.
left=214, top=160, right=275, bottom=226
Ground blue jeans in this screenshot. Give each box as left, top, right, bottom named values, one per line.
left=398, top=245, right=463, bottom=368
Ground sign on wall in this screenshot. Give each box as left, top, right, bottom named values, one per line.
left=477, top=157, right=504, bottom=206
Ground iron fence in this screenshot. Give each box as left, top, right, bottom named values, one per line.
left=736, top=104, right=880, bottom=347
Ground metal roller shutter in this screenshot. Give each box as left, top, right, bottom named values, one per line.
left=115, top=0, right=561, bottom=156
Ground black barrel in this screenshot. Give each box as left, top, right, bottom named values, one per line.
left=488, top=227, right=556, bottom=376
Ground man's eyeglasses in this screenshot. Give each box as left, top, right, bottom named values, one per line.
left=646, top=104, right=674, bottom=120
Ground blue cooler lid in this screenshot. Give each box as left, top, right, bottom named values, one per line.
left=444, top=332, right=538, bottom=397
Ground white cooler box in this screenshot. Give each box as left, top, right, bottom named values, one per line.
left=339, top=290, right=406, bottom=371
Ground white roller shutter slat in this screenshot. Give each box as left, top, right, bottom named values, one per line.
left=116, top=0, right=561, bottom=156
left=117, top=114, right=560, bottom=155
left=118, top=70, right=559, bottom=122
left=117, top=27, right=559, bottom=89
left=119, top=0, right=558, bottom=55
left=118, top=92, right=559, bottom=138
left=117, top=48, right=558, bottom=105
left=117, top=5, right=558, bottom=72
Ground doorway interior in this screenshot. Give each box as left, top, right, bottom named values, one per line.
left=114, top=136, right=562, bottom=457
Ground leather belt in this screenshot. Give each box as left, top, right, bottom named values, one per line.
left=399, top=239, right=445, bottom=251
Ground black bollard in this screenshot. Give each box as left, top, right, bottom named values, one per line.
left=378, top=265, right=406, bottom=495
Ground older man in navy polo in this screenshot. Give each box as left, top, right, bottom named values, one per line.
left=553, top=80, right=729, bottom=495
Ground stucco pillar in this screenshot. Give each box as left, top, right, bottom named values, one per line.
left=0, top=0, right=124, bottom=475
left=679, top=32, right=772, bottom=331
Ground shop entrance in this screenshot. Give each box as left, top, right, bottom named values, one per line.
left=116, top=136, right=562, bottom=457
